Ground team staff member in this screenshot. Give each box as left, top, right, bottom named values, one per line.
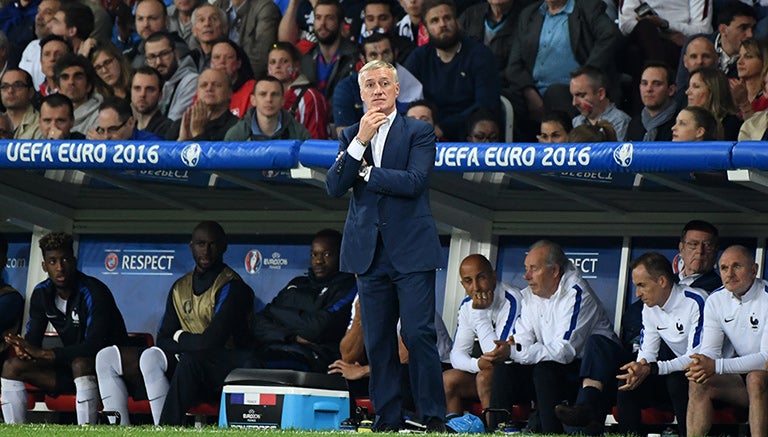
left=326, top=59, right=446, bottom=432
left=483, top=240, right=617, bottom=434
left=685, top=245, right=768, bottom=437
left=0, top=234, right=24, bottom=362
left=96, top=221, right=254, bottom=425
left=443, top=254, right=524, bottom=425
left=2, top=232, right=128, bottom=425
left=615, top=252, right=707, bottom=436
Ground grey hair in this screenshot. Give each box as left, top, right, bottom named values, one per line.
left=191, top=3, right=228, bottom=30
left=357, top=60, right=398, bottom=88
left=529, top=239, right=569, bottom=273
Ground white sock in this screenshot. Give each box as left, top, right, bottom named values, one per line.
left=0, top=378, right=27, bottom=424
left=140, top=347, right=169, bottom=426
left=74, top=375, right=99, bottom=425
left=95, top=346, right=130, bottom=425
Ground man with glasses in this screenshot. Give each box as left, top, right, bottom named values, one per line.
left=0, top=68, right=41, bottom=139
left=87, top=97, right=162, bottom=141
left=144, top=31, right=199, bottom=121
left=677, top=220, right=721, bottom=291
left=38, top=93, right=85, bottom=139
left=53, top=53, right=101, bottom=134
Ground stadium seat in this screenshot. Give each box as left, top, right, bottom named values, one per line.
left=354, top=397, right=374, bottom=415
left=499, top=95, right=514, bottom=142
left=187, top=402, right=220, bottom=427
left=45, top=333, right=154, bottom=415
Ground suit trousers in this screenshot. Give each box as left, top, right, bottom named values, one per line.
left=357, top=238, right=446, bottom=429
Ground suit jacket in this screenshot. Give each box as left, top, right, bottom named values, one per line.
left=503, top=0, right=621, bottom=93
left=326, top=114, right=442, bottom=275
left=213, top=0, right=280, bottom=79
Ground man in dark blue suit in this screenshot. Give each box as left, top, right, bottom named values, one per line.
left=326, top=59, right=447, bottom=432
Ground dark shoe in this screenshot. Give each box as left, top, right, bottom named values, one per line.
left=554, top=402, right=597, bottom=427
left=425, top=416, right=448, bottom=433
left=371, top=420, right=400, bottom=432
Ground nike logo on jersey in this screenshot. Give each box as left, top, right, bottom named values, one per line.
left=657, top=326, right=668, bottom=330
left=724, top=317, right=735, bottom=323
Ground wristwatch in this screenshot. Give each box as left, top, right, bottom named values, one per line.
left=354, top=136, right=370, bottom=148
left=358, top=164, right=372, bottom=180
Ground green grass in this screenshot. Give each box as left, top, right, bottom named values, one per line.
left=0, top=424, right=631, bottom=436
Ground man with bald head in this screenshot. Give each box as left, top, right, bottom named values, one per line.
left=675, top=36, right=718, bottom=108
left=685, top=245, right=768, bottom=437
left=443, top=254, right=524, bottom=425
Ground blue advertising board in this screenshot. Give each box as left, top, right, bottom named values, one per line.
left=78, top=235, right=450, bottom=336
left=496, top=237, right=624, bottom=325
left=5, top=234, right=31, bottom=297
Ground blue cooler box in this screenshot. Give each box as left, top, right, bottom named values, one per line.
left=218, top=368, right=350, bottom=430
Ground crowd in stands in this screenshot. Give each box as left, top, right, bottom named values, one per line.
left=1, top=0, right=768, bottom=144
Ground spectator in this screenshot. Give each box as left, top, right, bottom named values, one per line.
left=443, top=254, right=523, bottom=424
left=568, top=120, right=618, bottom=142
left=88, top=96, right=163, bottom=141
left=210, top=39, right=255, bottom=118
left=158, top=229, right=355, bottom=426
left=1, top=68, right=41, bottom=139
left=0, top=0, right=37, bottom=66
left=619, top=0, right=711, bottom=100
left=47, top=1, right=93, bottom=55
left=615, top=252, right=707, bottom=437
left=268, top=42, right=329, bottom=138
left=536, top=111, right=572, bottom=143
left=569, top=65, right=631, bottom=141
left=405, top=99, right=444, bottom=140
left=686, top=66, right=740, bottom=139
left=39, top=34, right=71, bottom=96
left=212, top=0, right=281, bottom=79
left=334, top=32, right=422, bottom=137
left=0, top=31, right=9, bottom=80
left=167, top=68, right=238, bottom=140
left=299, top=0, right=358, bottom=101
left=396, top=0, right=427, bottom=46
left=38, top=93, right=85, bottom=139
left=731, top=38, right=768, bottom=119
left=0, top=233, right=23, bottom=363
left=459, top=0, right=531, bottom=74
left=675, top=1, right=756, bottom=93
left=95, top=221, right=254, bottom=425
left=671, top=105, right=722, bottom=141
left=18, top=0, right=61, bottom=88
left=502, top=0, right=620, bottom=141
left=187, top=4, right=229, bottom=72
left=131, top=66, right=173, bottom=136
left=53, top=53, right=103, bottom=134
left=127, top=0, right=191, bottom=69
left=466, top=107, right=501, bottom=142
left=404, top=0, right=500, bottom=141
left=168, top=0, right=203, bottom=49
left=1, top=232, right=128, bottom=425
left=225, top=75, right=312, bottom=141
left=89, top=43, right=132, bottom=100
left=483, top=240, right=619, bottom=434
left=278, top=0, right=364, bottom=51
left=685, top=245, right=768, bottom=437
left=674, top=36, right=717, bottom=109
left=626, top=62, right=678, bottom=142
left=357, top=0, right=415, bottom=64
left=144, top=31, right=199, bottom=121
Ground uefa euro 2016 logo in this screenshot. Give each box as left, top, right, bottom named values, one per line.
left=244, top=250, right=262, bottom=274
left=613, top=143, right=633, bottom=168
left=181, top=143, right=201, bottom=167
left=105, top=252, right=119, bottom=272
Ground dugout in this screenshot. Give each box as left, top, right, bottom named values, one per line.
left=1, top=139, right=768, bottom=336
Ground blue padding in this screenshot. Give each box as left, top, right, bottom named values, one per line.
left=0, top=140, right=301, bottom=170
left=298, top=141, right=736, bottom=173
left=732, top=141, right=768, bottom=170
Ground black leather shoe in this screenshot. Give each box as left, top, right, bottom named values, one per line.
left=554, top=402, right=596, bottom=427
